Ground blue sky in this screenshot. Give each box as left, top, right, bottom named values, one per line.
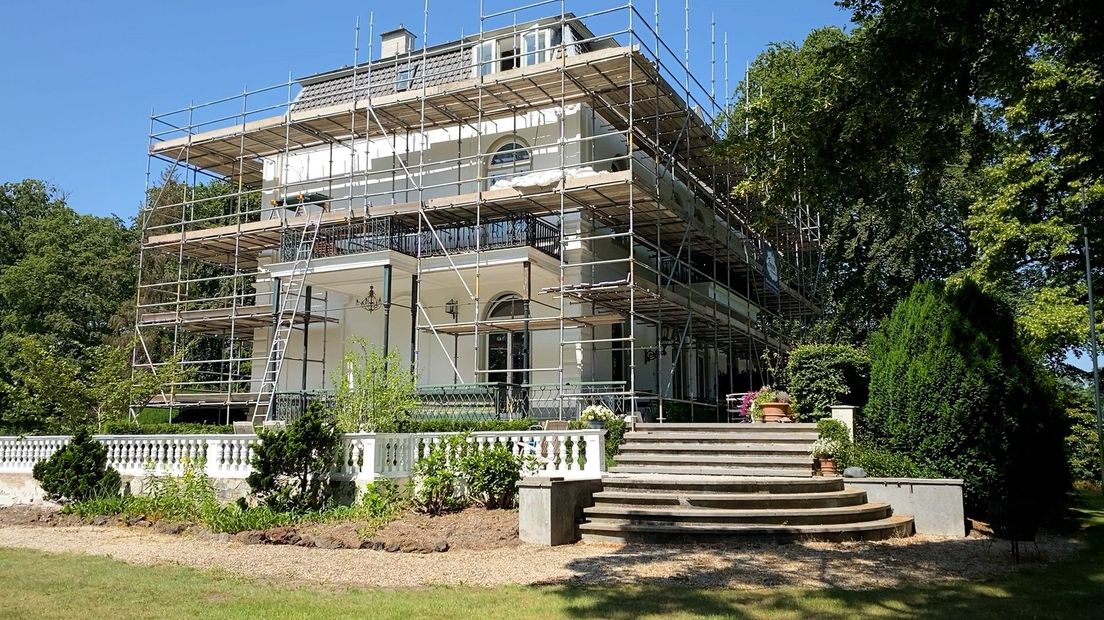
left=0, top=0, right=851, bottom=220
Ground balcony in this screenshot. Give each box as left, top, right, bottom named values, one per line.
left=271, top=381, right=628, bottom=423
left=280, top=214, right=560, bottom=263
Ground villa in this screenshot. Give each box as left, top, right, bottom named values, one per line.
left=134, top=4, right=821, bottom=426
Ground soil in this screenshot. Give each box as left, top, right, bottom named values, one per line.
left=0, top=504, right=519, bottom=554
left=0, top=504, right=82, bottom=527
left=365, top=507, right=520, bottom=552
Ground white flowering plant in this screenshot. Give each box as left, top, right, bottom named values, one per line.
left=579, top=404, right=616, bottom=423
left=810, top=437, right=845, bottom=459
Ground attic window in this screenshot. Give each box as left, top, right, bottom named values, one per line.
left=395, top=64, right=417, bottom=92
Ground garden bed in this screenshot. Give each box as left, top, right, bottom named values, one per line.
left=0, top=504, right=519, bottom=553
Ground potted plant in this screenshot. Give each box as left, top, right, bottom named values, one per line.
left=812, top=418, right=850, bottom=476
left=580, top=404, right=615, bottom=429
left=810, top=437, right=843, bottom=476
left=750, top=386, right=793, bottom=423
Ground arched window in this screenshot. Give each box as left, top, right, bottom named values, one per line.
left=485, top=293, right=529, bottom=385
left=486, top=140, right=532, bottom=188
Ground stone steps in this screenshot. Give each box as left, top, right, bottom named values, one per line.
left=579, top=515, right=915, bottom=543
left=599, top=474, right=844, bottom=494
left=574, top=423, right=914, bottom=543
left=608, top=464, right=814, bottom=477
left=613, top=453, right=813, bottom=467
left=623, top=431, right=818, bottom=444
left=618, top=441, right=813, bottom=455
left=583, top=502, right=893, bottom=526
left=634, top=422, right=819, bottom=431
left=591, top=488, right=870, bottom=509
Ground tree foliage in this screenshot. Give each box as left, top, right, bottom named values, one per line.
left=716, top=1, right=1103, bottom=369
left=1062, top=384, right=1102, bottom=485
left=0, top=180, right=139, bottom=433
left=716, top=27, right=974, bottom=340
left=864, top=280, right=1068, bottom=513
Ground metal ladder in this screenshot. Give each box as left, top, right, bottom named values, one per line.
left=251, top=211, right=323, bottom=425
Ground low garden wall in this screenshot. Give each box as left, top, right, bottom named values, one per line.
left=0, top=429, right=605, bottom=506
left=846, top=477, right=966, bottom=537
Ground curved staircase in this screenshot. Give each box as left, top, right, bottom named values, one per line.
left=580, top=423, right=914, bottom=543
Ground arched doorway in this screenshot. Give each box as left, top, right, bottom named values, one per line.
left=485, top=294, right=529, bottom=386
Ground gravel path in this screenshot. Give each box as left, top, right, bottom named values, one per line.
left=0, top=524, right=1083, bottom=590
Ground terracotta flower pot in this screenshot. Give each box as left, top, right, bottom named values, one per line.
left=818, top=457, right=838, bottom=476
left=760, top=402, right=790, bottom=423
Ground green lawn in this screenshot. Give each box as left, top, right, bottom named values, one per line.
left=2, top=494, right=1103, bottom=619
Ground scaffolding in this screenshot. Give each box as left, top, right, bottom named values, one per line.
left=133, top=0, right=823, bottom=425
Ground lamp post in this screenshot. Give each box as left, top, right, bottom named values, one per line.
left=445, top=298, right=459, bottom=384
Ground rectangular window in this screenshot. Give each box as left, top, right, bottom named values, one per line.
left=395, top=64, right=416, bottom=92
left=472, top=40, right=496, bottom=77
left=521, top=29, right=551, bottom=66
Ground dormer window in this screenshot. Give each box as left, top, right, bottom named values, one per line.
left=395, top=64, right=416, bottom=92
left=473, top=40, right=496, bottom=77
left=522, top=28, right=554, bottom=66
left=472, top=27, right=561, bottom=78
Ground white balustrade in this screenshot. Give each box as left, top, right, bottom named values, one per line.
left=0, top=428, right=606, bottom=481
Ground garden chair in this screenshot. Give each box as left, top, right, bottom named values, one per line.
left=987, top=499, right=1040, bottom=562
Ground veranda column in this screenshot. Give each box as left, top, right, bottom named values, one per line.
left=409, top=273, right=418, bottom=374
left=382, top=264, right=393, bottom=358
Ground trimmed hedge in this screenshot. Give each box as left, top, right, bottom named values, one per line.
left=398, top=418, right=539, bottom=433
left=864, top=280, right=1068, bottom=515
left=786, top=343, right=870, bottom=421
left=101, top=422, right=233, bottom=435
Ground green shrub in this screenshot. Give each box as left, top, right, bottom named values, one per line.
left=65, top=461, right=411, bottom=534
left=398, top=418, right=537, bottom=433
left=204, top=505, right=299, bottom=533
left=816, top=418, right=851, bottom=445
left=411, top=435, right=467, bottom=515
left=864, top=279, right=1068, bottom=514
left=62, top=495, right=130, bottom=520
left=333, top=337, right=418, bottom=432
left=359, top=479, right=409, bottom=520
left=838, top=445, right=940, bottom=478
left=32, top=430, right=121, bottom=503
left=786, top=344, right=870, bottom=421
left=459, top=444, right=532, bottom=509
left=143, top=459, right=219, bottom=522
left=246, top=402, right=341, bottom=513
left=101, top=422, right=233, bottom=435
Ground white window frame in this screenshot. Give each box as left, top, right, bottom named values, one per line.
left=472, top=40, right=497, bottom=77
left=521, top=28, right=554, bottom=67
left=486, top=140, right=532, bottom=189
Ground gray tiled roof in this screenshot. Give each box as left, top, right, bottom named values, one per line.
left=294, top=47, right=471, bottom=111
